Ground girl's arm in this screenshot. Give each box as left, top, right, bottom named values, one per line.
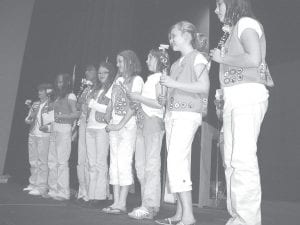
left=89, top=99, right=108, bottom=113
left=210, top=29, right=262, bottom=68
left=25, top=109, right=34, bottom=124
left=104, top=100, right=112, bottom=123
left=127, top=83, right=162, bottom=109
left=105, top=107, right=135, bottom=132
left=160, top=63, right=210, bottom=94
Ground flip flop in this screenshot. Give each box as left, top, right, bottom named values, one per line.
left=101, top=206, right=113, bottom=213
left=155, top=218, right=181, bottom=225
left=175, top=221, right=196, bottom=225
left=128, top=207, right=153, bottom=220
left=106, top=207, right=127, bottom=215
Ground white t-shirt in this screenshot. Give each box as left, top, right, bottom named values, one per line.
left=141, top=72, right=164, bottom=118
left=31, top=101, right=49, bottom=137
left=222, top=18, right=268, bottom=112
left=237, top=17, right=262, bottom=39
left=87, top=88, right=111, bottom=129
left=111, top=76, right=144, bottom=126
left=169, top=52, right=209, bottom=123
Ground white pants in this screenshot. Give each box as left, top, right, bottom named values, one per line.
left=28, top=135, right=50, bottom=193
left=223, top=101, right=268, bottom=225
left=48, top=123, right=72, bottom=199
left=77, top=117, right=89, bottom=199
left=135, top=129, right=164, bottom=210
left=86, top=128, right=109, bottom=200
left=109, top=123, right=137, bottom=186
left=165, top=114, right=201, bottom=193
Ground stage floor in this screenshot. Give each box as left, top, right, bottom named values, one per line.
left=0, top=182, right=299, bottom=225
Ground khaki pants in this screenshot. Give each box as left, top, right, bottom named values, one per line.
left=86, top=128, right=109, bottom=200
left=223, top=101, right=268, bottom=225
left=77, top=117, right=89, bottom=199
left=135, top=129, right=164, bottom=209
left=109, top=123, right=137, bottom=186
left=165, top=115, right=200, bottom=193
left=48, top=123, right=72, bottom=199
left=28, top=135, right=50, bottom=192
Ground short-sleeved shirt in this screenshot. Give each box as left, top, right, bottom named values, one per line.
left=141, top=72, right=164, bottom=118
left=237, top=17, right=262, bottom=39
left=223, top=18, right=268, bottom=111
left=31, top=101, right=50, bottom=137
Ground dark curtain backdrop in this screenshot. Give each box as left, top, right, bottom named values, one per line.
left=4, top=0, right=300, bottom=202
left=5, top=0, right=210, bottom=188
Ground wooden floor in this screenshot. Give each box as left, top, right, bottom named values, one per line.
left=0, top=182, right=299, bottom=225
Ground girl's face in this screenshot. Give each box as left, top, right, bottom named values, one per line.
left=116, top=55, right=126, bottom=74
left=215, top=0, right=226, bottom=23
left=98, top=66, right=110, bottom=84
left=146, top=54, right=157, bottom=73
left=169, top=27, right=186, bottom=51
left=57, top=75, right=64, bottom=90
left=85, top=67, right=97, bottom=82
left=38, top=89, right=47, bottom=100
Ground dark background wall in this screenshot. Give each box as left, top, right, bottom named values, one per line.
left=4, top=0, right=210, bottom=194
left=0, top=0, right=35, bottom=175
left=251, top=0, right=300, bottom=201
left=3, top=0, right=300, bottom=202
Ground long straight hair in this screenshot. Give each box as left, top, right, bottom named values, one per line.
left=54, top=73, right=72, bottom=99
left=116, top=50, right=142, bottom=82
left=223, top=0, right=255, bottom=26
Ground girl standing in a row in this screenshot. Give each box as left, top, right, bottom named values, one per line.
left=127, top=48, right=168, bottom=219
left=104, top=50, right=144, bottom=214
left=156, top=21, right=210, bottom=225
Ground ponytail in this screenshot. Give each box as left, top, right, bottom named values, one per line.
left=170, top=21, right=209, bottom=57
left=193, top=33, right=208, bottom=54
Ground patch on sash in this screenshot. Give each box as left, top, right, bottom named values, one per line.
left=224, top=68, right=244, bottom=84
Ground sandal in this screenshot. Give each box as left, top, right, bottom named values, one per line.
left=128, top=206, right=153, bottom=220
left=105, top=207, right=127, bottom=215
left=175, top=221, right=196, bottom=225
left=101, top=206, right=113, bottom=213
left=155, top=217, right=181, bottom=225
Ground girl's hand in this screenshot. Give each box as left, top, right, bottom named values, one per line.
left=105, top=123, right=122, bottom=132
left=157, top=95, right=167, bottom=106
left=210, top=48, right=222, bottom=63
left=25, top=116, right=33, bottom=124
left=39, top=125, right=49, bottom=132
left=32, top=102, right=40, bottom=111
left=160, top=75, right=177, bottom=88
left=87, top=98, right=94, bottom=108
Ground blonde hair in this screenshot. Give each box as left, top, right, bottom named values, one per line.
left=169, top=21, right=208, bottom=53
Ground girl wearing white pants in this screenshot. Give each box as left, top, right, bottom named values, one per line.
left=156, top=21, right=210, bottom=225
left=211, top=1, right=274, bottom=224
left=85, top=61, right=115, bottom=205
left=24, top=83, right=53, bottom=196
left=76, top=65, right=99, bottom=202
left=127, top=49, right=167, bottom=220
left=48, top=73, right=79, bottom=200
left=104, top=50, right=144, bottom=214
